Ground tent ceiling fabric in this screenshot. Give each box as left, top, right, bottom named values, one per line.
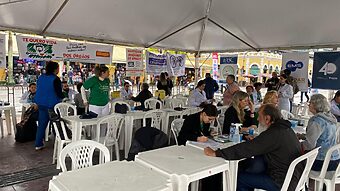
left=1, top=0, right=340, bottom=52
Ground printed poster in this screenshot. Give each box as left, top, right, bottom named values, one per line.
left=282, top=52, right=309, bottom=91
left=146, top=51, right=167, bottom=75
left=16, top=35, right=112, bottom=64
left=219, top=55, right=238, bottom=79
left=126, top=48, right=143, bottom=77
left=167, top=53, right=185, bottom=76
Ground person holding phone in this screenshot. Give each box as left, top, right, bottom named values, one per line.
left=177, top=104, right=218, bottom=145
left=223, top=91, right=257, bottom=134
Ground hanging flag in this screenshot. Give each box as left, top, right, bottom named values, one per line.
left=146, top=51, right=167, bottom=75
left=212, top=53, right=218, bottom=80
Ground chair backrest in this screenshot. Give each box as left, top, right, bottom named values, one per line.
left=281, top=110, right=294, bottom=120
left=111, top=101, right=131, bottom=114
left=59, top=140, right=110, bottom=172
left=171, top=119, right=185, bottom=145
left=314, top=144, right=340, bottom=181
left=143, top=109, right=166, bottom=130
left=281, top=147, right=320, bottom=191
left=144, top=98, right=163, bottom=109
left=97, top=114, right=124, bottom=145
left=168, top=99, right=185, bottom=109
left=180, top=107, right=203, bottom=119
left=54, top=102, right=77, bottom=118
left=52, top=120, right=71, bottom=141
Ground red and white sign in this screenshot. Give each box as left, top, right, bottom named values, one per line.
left=16, top=35, right=112, bottom=64
left=212, top=52, right=219, bottom=80
left=126, top=48, right=143, bottom=76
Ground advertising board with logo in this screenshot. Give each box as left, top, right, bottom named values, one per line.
left=220, top=55, right=238, bottom=79
left=282, top=52, right=309, bottom=91
left=312, top=52, right=340, bottom=90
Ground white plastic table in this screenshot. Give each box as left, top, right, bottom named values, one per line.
left=49, top=161, right=172, bottom=191
left=0, top=105, right=17, bottom=136
left=186, top=140, right=240, bottom=191
left=135, top=145, right=229, bottom=191
left=63, top=116, right=102, bottom=141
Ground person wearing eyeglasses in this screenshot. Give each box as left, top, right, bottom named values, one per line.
left=177, top=104, right=218, bottom=145
left=120, top=82, right=133, bottom=100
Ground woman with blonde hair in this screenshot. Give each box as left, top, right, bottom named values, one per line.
left=223, top=91, right=256, bottom=134
left=263, top=90, right=279, bottom=106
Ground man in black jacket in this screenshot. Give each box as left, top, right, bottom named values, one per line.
left=204, top=73, right=219, bottom=100
left=265, top=72, right=279, bottom=91
left=205, top=104, right=302, bottom=191
left=131, top=83, right=153, bottom=110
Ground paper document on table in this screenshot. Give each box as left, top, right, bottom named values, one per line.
left=187, top=139, right=227, bottom=151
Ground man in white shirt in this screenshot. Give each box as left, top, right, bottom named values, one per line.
left=120, top=82, right=133, bottom=100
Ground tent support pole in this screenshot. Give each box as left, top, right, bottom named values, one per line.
left=146, top=17, right=205, bottom=48
left=194, top=53, right=200, bottom=85
left=41, top=0, right=69, bottom=35
left=208, top=18, right=259, bottom=51
left=196, top=0, right=213, bottom=55
left=7, top=31, right=14, bottom=84
left=0, top=0, right=30, bottom=6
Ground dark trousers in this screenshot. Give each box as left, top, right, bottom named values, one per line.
left=300, top=92, right=309, bottom=103
left=237, top=156, right=280, bottom=191
left=35, top=106, right=50, bottom=147
left=312, top=159, right=340, bottom=171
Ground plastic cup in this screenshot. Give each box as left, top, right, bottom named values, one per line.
left=249, top=128, right=254, bottom=136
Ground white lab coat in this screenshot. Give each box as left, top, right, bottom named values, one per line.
left=188, top=89, right=207, bottom=107
left=278, top=83, right=293, bottom=112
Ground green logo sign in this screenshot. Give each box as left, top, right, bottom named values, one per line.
left=26, top=43, right=54, bottom=59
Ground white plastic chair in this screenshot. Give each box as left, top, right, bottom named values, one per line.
left=281, top=147, right=320, bottom=191
left=143, top=109, right=166, bottom=130
left=59, top=140, right=110, bottom=172
left=45, top=103, right=77, bottom=142
left=170, top=118, right=185, bottom=145
left=281, top=110, right=295, bottom=120
left=217, top=106, right=229, bottom=128
left=52, top=120, right=72, bottom=169
left=144, top=98, right=163, bottom=109
left=97, top=114, right=124, bottom=161
left=309, top=144, right=340, bottom=191
left=168, top=99, right=185, bottom=109
left=180, top=107, right=202, bottom=119
left=110, top=101, right=131, bottom=114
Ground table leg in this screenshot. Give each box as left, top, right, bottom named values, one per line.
left=124, top=116, right=133, bottom=158
left=163, top=113, right=170, bottom=134
left=229, top=160, right=239, bottom=191
left=190, top=181, right=199, bottom=191
left=11, top=107, right=17, bottom=134
left=4, top=110, right=11, bottom=135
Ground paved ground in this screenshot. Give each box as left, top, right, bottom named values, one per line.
left=0, top=85, right=338, bottom=191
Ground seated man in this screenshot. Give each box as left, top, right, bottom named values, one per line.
left=131, top=83, right=153, bottom=110
left=205, top=104, right=303, bottom=191
left=120, top=82, right=133, bottom=100
left=20, top=82, right=36, bottom=103
left=61, top=81, right=77, bottom=101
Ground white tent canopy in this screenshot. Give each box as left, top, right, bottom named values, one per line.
left=1, top=0, right=340, bottom=53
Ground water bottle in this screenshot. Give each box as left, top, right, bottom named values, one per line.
left=233, top=123, right=242, bottom=144
left=229, top=123, right=236, bottom=142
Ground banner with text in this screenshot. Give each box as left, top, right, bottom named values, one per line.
left=220, top=55, right=238, bottom=79
left=312, top=52, right=340, bottom=90
left=126, top=48, right=143, bottom=76
left=0, top=34, right=6, bottom=68
left=16, top=35, right=112, bottom=64
left=212, top=53, right=218, bottom=80
left=146, top=51, right=167, bottom=75
left=282, top=52, right=309, bottom=92
left=167, top=53, right=185, bottom=76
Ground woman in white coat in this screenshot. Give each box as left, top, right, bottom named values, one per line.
left=277, top=74, right=294, bottom=112
left=188, top=80, right=208, bottom=107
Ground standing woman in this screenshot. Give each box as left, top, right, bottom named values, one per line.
left=34, top=61, right=64, bottom=150
left=277, top=74, right=294, bottom=112
left=81, top=65, right=111, bottom=116
left=157, top=72, right=171, bottom=96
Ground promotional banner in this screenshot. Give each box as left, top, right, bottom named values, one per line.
left=16, top=35, right=112, bottom=64
left=167, top=53, right=185, bottom=76
left=0, top=34, right=5, bottom=68
left=146, top=51, right=167, bottom=75
left=219, top=55, right=238, bottom=79
left=212, top=53, right=218, bottom=80
left=312, top=52, right=340, bottom=90
left=126, top=48, right=143, bottom=77
left=282, top=52, right=309, bottom=91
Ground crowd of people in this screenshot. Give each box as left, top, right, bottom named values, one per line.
left=18, top=63, right=340, bottom=190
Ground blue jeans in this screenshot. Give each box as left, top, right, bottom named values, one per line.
left=237, top=156, right=280, bottom=191
left=35, top=105, right=50, bottom=147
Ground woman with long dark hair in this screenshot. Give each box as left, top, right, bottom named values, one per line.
left=157, top=72, right=171, bottom=96
left=34, top=61, right=64, bottom=150
left=188, top=80, right=208, bottom=107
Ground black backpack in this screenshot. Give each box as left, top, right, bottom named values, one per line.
left=15, top=107, right=37, bottom=143
left=48, top=109, right=72, bottom=140
left=127, top=126, right=168, bottom=161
